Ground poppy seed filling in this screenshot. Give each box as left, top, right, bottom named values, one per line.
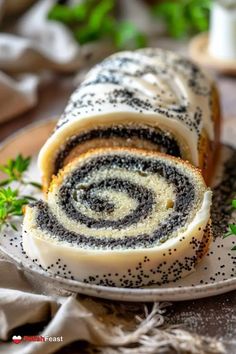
left=61, top=178, right=155, bottom=229
left=54, top=125, right=181, bottom=175
left=33, top=154, right=195, bottom=250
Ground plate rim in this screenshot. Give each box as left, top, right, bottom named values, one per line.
left=1, top=242, right=236, bottom=301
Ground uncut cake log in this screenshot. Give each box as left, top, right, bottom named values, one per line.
left=23, top=148, right=212, bottom=287
left=39, top=48, right=220, bottom=189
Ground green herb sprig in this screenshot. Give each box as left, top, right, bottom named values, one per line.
left=0, top=155, right=42, bottom=231
left=48, top=0, right=147, bottom=49
left=224, top=199, right=236, bottom=250
left=0, top=188, right=28, bottom=231
left=152, top=0, right=212, bottom=39
left=0, top=154, right=41, bottom=189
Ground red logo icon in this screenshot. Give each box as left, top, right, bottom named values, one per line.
left=12, top=335, right=22, bottom=344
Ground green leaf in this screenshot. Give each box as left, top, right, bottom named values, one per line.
left=88, top=0, right=115, bottom=32
left=229, top=224, right=236, bottom=235
left=223, top=231, right=232, bottom=239
left=0, top=166, right=11, bottom=175
left=0, top=179, right=11, bottom=187
left=225, top=198, right=236, bottom=251
left=28, top=181, right=42, bottom=190
left=188, top=4, right=209, bottom=32
left=10, top=223, right=18, bottom=231
left=152, top=2, right=176, bottom=16
left=22, top=195, right=37, bottom=201
left=11, top=210, right=24, bottom=216
left=0, top=206, right=7, bottom=219
left=73, top=3, right=88, bottom=21
left=154, top=2, right=188, bottom=38
left=232, top=199, right=236, bottom=209
left=15, top=154, right=31, bottom=173
left=0, top=186, right=30, bottom=230
left=48, top=4, right=74, bottom=23
left=0, top=154, right=44, bottom=231
left=224, top=225, right=236, bottom=238
left=0, top=155, right=41, bottom=191
left=12, top=199, right=28, bottom=208
left=114, top=22, right=147, bottom=49
left=74, top=25, right=100, bottom=45
left=47, top=0, right=146, bottom=49
left=0, top=187, right=18, bottom=202
left=0, top=154, right=31, bottom=181
left=75, top=1, right=116, bottom=44
left=100, top=16, right=117, bottom=35
left=152, top=0, right=211, bottom=39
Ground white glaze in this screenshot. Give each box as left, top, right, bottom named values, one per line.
left=38, top=48, right=214, bottom=184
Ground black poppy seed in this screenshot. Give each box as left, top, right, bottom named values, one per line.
left=54, top=125, right=181, bottom=174
left=35, top=152, right=195, bottom=250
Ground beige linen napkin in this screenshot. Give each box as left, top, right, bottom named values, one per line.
left=0, top=0, right=113, bottom=125
left=0, top=71, right=38, bottom=123
left=0, top=0, right=165, bottom=126
left=0, top=0, right=161, bottom=125
left=0, top=256, right=226, bottom=354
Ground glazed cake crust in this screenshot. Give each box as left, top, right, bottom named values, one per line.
left=38, top=48, right=221, bottom=188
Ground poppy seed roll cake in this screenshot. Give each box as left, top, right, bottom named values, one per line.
left=23, top=148, right=212, bottom=287
left=38, top=48, right=220, bottom=189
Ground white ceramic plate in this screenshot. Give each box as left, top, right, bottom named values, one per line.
left=0, top=119, right=236, bottom=302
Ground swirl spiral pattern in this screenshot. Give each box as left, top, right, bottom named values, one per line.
left=23, top=148, right=212, bottom=287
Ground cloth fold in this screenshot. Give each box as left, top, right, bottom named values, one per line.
left=0, top=289, right=58, bottom=341
left=0, top=257, right=226, bottom=354
left=0, top=0, right=114, bottom=124
left=0, top=0, right=161, bottom=124
left=0, top=71, right=38, bottom=122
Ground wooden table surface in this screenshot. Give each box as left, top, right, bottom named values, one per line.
left=0, top=62, right=236, bottom=353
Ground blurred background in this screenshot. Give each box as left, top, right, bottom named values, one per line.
left=0, top=0, right=235, bottom=142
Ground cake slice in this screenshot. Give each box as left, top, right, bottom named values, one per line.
left=23, top=148, right=212, bottom=287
